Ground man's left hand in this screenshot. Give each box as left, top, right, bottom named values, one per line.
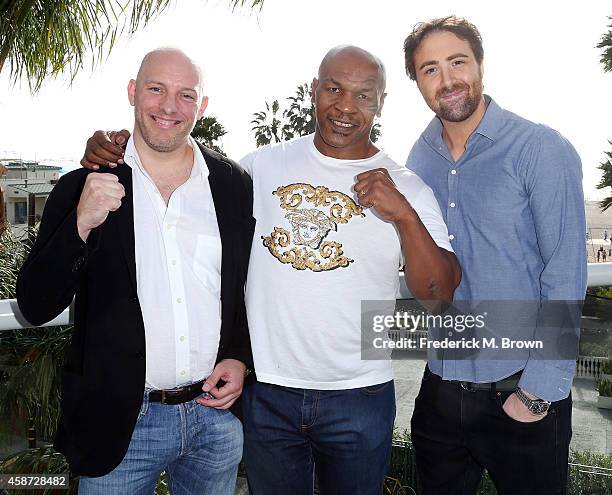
left=196, top=359, right=247, bottom=410
left=353, top=168, right=415, bottom=224
left=502, top=391, right=548, bottom=423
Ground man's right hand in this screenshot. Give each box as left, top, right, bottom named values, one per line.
left=76, top=173, right=126, bottom=241
left=80, top=129, right=130, bottom=170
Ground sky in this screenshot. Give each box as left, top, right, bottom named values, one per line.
left=1, top=0, right=611, bottom=199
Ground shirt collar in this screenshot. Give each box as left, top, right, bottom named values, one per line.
left=422, top=94, right=504, bottom=149
left=123, top=135, right=209, bottom=179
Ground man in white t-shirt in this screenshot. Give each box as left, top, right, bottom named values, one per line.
left=240, top=46, right=460, bottom=494
left=78, top=45, right=460, bottom=494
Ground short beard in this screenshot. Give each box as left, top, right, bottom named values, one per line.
left=434, top=81, right=483, bottom=123
left=134, top=113, right=190, bottom=153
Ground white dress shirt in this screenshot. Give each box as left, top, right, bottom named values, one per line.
left=124, top=137, right=222, bottom=390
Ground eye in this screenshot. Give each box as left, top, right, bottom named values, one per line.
left=423, top=67, right=437, bottom=76
left=452, top=59, right=466, bottom=67
left=181, top=93, right=196, bottom=100
left=329, top=87, right=341, bottom=94
left=358, top=94, right=370, bottom=100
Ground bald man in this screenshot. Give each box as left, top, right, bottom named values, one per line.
left=17, top=49, right=254, bottom=494
left=78, top=45, right=460, bottom=494
left=239, top=44, right=459, bottom=495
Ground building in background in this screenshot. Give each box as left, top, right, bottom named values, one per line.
left=0, top=160, right=61, bottom=226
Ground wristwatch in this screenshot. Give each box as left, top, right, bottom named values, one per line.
left=515, top=388, right=551, bottom=415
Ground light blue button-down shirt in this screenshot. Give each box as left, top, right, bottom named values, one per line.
left=407, top=96, right=587, bottom=401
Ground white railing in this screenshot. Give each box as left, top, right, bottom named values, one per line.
left=0, top=298, right=70, bottom=332
left=575, top=355, right=608, bottom=380
left=2, top=262, right=612, bottom=332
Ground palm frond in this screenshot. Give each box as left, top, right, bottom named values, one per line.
left=0, top=0, right=265, bottom=92
left=597, top=15, right=612, bottom=73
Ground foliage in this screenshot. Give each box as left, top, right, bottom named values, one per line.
left=0, top=0, right=264, bottom=92
left=0, top=325, right=74, bottom=444
left=597, top=15, right=612, bottom=73
left=602, top=359, right=612, bottom=375
left=597, top=379, right=612, bottom=397
left=190, top=115, right=227, bottom=156
left=251, top=82, right=381, bottom=147
left=568, top=450, right=612, bottom=494
left=0, top=226, right=35, bottom=300
left=0, top=445, right=77, bottom=494
left=0, top=224, right=71, bottom=444
left=596, top=142, right=612, bottom=211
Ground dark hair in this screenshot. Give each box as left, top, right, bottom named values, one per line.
left=403, top=16, right=484, bottom=81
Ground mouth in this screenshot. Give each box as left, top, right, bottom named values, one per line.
left=151, top=115, right=182, bottom=128
left=438, top=88, right=467, bottom=103
left=329, top=118, right=357, bottom=130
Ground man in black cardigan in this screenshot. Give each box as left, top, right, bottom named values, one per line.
left=17, top=48, right=254, bottom=495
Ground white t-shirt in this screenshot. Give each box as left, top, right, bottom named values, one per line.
left=241, top=134, right=452, bottom=390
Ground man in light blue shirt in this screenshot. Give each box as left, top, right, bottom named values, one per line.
left=404, top=16, right=586, bottom=495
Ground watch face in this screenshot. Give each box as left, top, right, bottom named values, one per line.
left=531, top=401, right=549, bottom=415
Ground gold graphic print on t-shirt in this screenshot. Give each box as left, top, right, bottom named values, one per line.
left=262, top=183, right=365, bottom=271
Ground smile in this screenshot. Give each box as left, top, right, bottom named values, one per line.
left=439, top=89, right=466, bottom=102
left=151, top=115, right=181, bottom=127
left=330, top=119, right=356, bottom=129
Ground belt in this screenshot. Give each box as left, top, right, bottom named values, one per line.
left=456, top=371, right=522, bottom=392
left=148, top=380, right=205, bottom=405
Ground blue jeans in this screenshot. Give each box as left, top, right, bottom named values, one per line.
left=78, top=391, right=243, bottom=495
left=242, top=380, right=395, bottom=495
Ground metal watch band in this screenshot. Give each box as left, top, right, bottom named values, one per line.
left=515, top=387, right=551, bottom=415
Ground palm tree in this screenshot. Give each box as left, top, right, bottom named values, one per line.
left=251, top=82, right=382, bottom=147
left=597, top=15, right=612, bottom=73
left=0, top=0, right=264, bottom=92
left=251, top=99, right=284, bottom=147
left=191, top=115, right=228, bottom=155
left=597, top=142, right=612, bottom=211
left=597, top=16, right=612, bottom=210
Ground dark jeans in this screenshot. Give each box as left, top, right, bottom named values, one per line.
left=242, top=380, right=396, bottom=495
left=411, top=366, right=572, bottom=495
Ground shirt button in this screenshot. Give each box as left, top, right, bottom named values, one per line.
left=171, top=260, right=177, bottom=266
left=179, top=336, right=185, bottom=342
left=449, top=234, right=455, bottom=240
left=451, top=169, right=457, bottom=175
left=166, top=224, right=173, bottom=230
left=450, top=202, right=456, bottom=208
left=177, top=297, right=182, bottom=303
left=180, top=371, right=186, bottom=376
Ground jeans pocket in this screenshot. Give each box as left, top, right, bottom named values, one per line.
left=495, top=392, right=550, bottom=427
left=361, top=380, right=393, bottom=395
left=136, top=393, right=150, bottom=423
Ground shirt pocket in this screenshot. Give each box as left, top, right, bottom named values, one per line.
left=192, top=233, right=222, bottom=297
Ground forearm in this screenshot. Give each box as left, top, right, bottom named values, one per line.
left=17, top=209, right=88, bottom=326
left=397, top=209, right=460, bottom=312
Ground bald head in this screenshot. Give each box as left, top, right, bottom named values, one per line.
left=136, top=48, right=204, bottom=93
left=311, top=45, right=387, bottom=160
left=318, top=45, right=386, bottom=93
left=128, top=47, right=208, bottom=154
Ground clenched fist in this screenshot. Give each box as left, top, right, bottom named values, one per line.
left=77, top=173, right=125, bottom=241
left=353, top=168, right=416, bottom=224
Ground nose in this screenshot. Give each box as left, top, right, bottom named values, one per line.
left=439, top=66, right=454, bottom=89
left=160, top=92, right=178, bottom=114
left=334, top=92, right=357, bottom=115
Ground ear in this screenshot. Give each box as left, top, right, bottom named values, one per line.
left=310, top=78, right=319, bottom=104
left=197, top=96, right=209, bottom=120
left=128, top=79, right=136, bottom=106
left=376, top=92, right=387, bottom=118
left=479, top=59, right=484, bottom=80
